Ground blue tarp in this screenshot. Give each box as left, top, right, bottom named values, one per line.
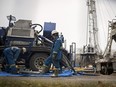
left=0, top=70, right=98, bottom=77
left=0, top=70, right=75, bottom=77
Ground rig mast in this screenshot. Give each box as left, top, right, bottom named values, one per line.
left=80, top=0, right=101, bottom=67
left=86, top=0, right=101, bottom=53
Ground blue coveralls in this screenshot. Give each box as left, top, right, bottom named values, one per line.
left=44, top=36, right=63, bottom=70
left=3, top=47, right=21, bottom=72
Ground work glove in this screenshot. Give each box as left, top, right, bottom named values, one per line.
left=52, top=53, right=57, bottom=60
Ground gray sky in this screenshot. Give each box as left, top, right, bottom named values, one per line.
left=0, top=0, right=116, bottom=52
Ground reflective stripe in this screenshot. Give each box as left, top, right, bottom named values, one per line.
left=9, top=64, right=16, bottom=68
left=53, top=51, right=57, bottom=54
left=60, top=47, right=63, bottom=50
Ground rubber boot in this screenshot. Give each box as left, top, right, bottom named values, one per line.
left=41, top=65, right=49, bottom=74
left=51, top=68, right=60, bottom=77
left=9, top=65, right=18, bottom=74
left=5, top=65, right=10, bottom=73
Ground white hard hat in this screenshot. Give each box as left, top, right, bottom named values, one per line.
left=22, top=47, right=26, bottom=53
left=51, top=30, right=58, bottom=35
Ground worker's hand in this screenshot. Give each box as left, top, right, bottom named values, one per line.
left=52, top=53, right=57, bottom=60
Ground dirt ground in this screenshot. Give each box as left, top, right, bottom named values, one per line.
left=0, top=73, right=116, bottom=87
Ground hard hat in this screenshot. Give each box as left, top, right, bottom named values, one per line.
left=51, top=30, right=58, bottom=35
left=22, top=47, right=26, bottom=53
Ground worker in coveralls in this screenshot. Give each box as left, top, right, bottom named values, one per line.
left=42, top=30, right=63, bottom=76
left=3, top=46, right=26, bottom=74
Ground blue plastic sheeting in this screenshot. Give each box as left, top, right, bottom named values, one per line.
left=0, top=72, right=23, bottom=77
left=0, top=70, right=98, bottom=77
left=0, top=70, right=76, bottom=77
left=75, top=72, right=99, bottom=76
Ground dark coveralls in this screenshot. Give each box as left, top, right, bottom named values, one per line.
left=3, top=47, right=21, bottom=73
left=44, top=36, right=63, bottom=70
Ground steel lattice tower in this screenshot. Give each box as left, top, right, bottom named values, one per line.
left=80, top=0, right=101, bottom=67
left=86, top=0, right=101, bottom=54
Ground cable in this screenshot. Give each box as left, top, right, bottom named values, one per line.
left=96, top=0, right=106, bottom=41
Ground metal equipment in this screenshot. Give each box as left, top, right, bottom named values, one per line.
left=69, top=42, right=76, bottom=67
left=0, top=15, right=69, bottom=72
left=80, top=0, right=116, bottom=75
left=95, top=19, right=116, bottom=75
left=80, top=0, right=101, bottom=68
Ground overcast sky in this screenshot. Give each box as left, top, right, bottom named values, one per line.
left=0, top=0, right=116, bottom=52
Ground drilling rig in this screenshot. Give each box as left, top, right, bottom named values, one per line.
left=80, top=0, right=101, bottom=68
left=95, top=19, right=116, bottom=75
left=80, top=0, right=116, bottom=75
